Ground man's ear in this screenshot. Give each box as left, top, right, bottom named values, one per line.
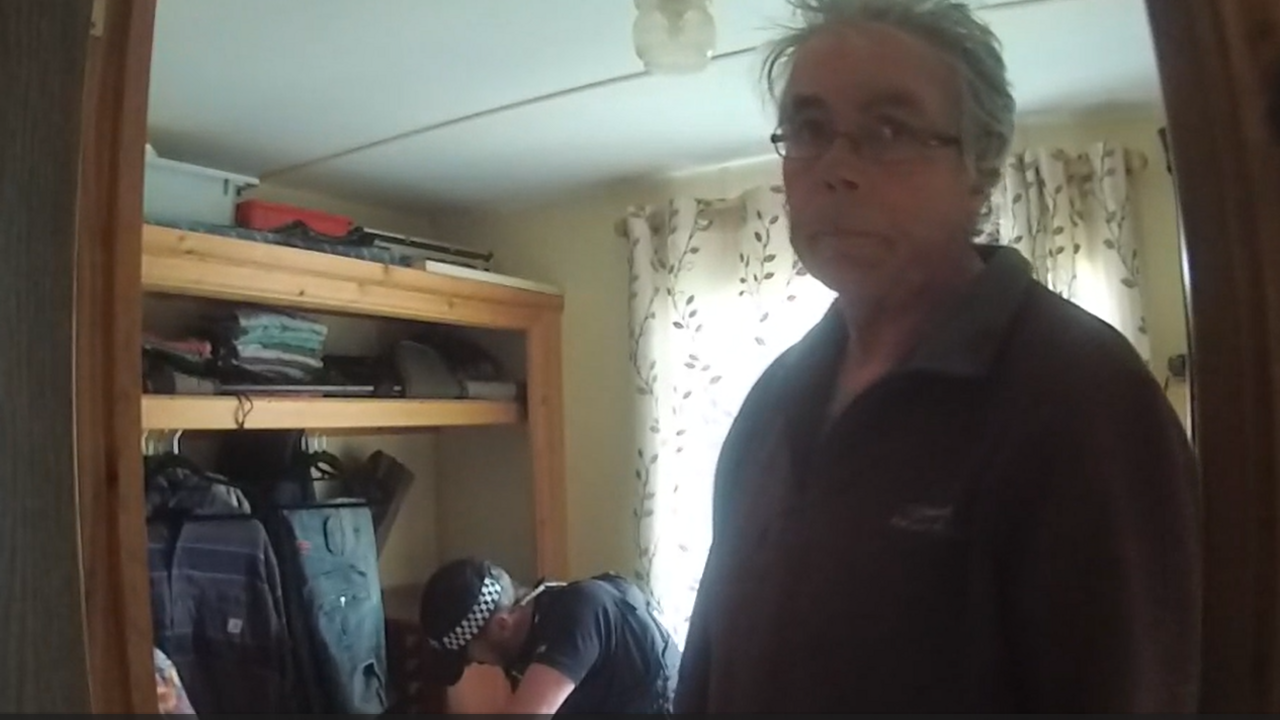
left=489, top=610, right=513, bottom=635
left=968, top=178, right=990, bottom=213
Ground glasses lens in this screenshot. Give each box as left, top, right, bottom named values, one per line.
left=771, top=132, right=788, bottom=158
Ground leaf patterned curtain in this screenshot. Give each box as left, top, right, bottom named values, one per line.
left=979, top=142, right=1152, bottom=363
left=620, top=185, right=835, bottom=645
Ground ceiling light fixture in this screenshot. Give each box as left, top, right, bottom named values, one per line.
left=633, top=0, right=716, bottom=75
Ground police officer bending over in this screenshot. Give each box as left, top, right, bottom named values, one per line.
left=419, top=557, right=681, bottom=715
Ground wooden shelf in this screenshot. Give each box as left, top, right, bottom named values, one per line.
left=141, top=223, right=563, bottom=331
left=141, top=394, right=522, bottom=431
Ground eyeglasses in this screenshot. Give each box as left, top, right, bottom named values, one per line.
left=770, top=116, right=961, bottom=164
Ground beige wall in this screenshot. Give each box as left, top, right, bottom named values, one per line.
left=431, top=110, right=1191, bottom=578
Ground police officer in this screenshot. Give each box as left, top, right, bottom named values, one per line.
left=418, top=557, right=680, bottom=715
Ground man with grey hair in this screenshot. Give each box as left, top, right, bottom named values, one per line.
left=674, top=0, right=1200, bottom=712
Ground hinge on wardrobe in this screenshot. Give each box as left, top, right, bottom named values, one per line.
left=90, top=0, right=106, bottom=37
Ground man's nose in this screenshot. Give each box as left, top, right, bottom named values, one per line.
left=816, top=135, right=864, bottom=191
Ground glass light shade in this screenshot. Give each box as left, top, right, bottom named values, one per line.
left=633, top=0, right=716, bottom=74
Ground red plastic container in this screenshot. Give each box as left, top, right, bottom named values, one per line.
left=235, top=199, right=352, bottom=237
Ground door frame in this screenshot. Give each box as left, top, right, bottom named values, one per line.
left=48, top=0, right=1280, bottom=713
left=75, top=0, right=157, bottom=712
left=1146, top=0, right=1280, bottom=711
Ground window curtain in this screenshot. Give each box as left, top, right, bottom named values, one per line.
left=979, top=142, right=1152, bottom=363
left=619, top=185, right=834, bottom=645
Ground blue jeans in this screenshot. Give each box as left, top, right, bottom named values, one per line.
left=281, top=504, right=387, bottom=714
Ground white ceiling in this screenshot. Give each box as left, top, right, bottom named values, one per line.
left=146, top=0, right=1163, bottom=213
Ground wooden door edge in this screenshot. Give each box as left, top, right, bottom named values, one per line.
left=1146, top=0, right=1280, bottom=712
left=75, top=0, right=158, bottom=712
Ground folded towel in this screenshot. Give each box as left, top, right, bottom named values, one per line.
left=233, top=308, right=328, bottom=337
left=236, top=345, right=324, bottom=367
left=233, top=329, right=327, bottom=353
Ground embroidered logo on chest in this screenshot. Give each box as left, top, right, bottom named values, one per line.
left=889, top=504, right=954, bottom=534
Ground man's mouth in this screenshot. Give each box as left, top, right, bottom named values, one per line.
left=812, top=230, right=889, bottom=244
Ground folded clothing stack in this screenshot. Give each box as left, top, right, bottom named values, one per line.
left=143, top=333, right=218, bottom=394
left=143, top=333, right=213, bottom=371
left=218, top=307, right=328, bottom=384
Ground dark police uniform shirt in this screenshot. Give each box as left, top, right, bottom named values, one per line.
left=674, top=245, right=1202, bottom=713
left=506, top=576, right=680, bottom=714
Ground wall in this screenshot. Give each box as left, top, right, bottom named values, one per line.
left=431, top=110, right=1191, bottom=578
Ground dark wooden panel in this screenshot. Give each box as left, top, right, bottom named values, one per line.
left=1146, top=0, right=1280, bottom=712
left=0, top=0, right=93, bottom=712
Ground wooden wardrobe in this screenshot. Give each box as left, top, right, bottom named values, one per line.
left=64, top=0, right=568, bottom=713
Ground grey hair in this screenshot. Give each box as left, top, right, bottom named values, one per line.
left=485, top=565, right=522, bottom=612
left=762, top=0, right=1016, bottom=191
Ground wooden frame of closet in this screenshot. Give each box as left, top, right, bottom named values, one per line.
left=140, top=233, right=570, bottom=670
left=139, top=223, right=560, bottom=433
left=68, top=2, right=568, bottom=712
left=138, top=228, right=569, bottom=560
left=140, top=223, right=569, bottom=581
left=12, top=0, right=1275, bottom=713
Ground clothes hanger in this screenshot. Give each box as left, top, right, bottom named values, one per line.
left=145, top=438, right=206, bottom=479
left=297, top=431, right=344, bottom=480
left=144, top=430, right=190, bottom=472
left=143, top=430, right=237, bottom=489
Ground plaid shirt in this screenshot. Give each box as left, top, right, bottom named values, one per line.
left=148, top=467, right=295, bottom=713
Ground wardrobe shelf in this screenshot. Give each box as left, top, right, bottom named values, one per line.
left=141, top=223, right=563, bottom=331
left=141, top=394, right=522, bottom=431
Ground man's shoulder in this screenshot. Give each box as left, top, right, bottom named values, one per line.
left=542, top=578, right=617, bottom=617
left=1017, top=285, right=1151, bottom=371
left=1004, top=284, right=1169, bottom=413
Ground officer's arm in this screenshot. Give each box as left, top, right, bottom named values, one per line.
left=498, top=586, right=605, bottom=714
left=498, top=664, right=577, bottom=714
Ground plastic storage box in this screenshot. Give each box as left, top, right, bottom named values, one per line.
left=143, top=147, right=259, bottom=226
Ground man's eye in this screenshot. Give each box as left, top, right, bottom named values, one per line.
left=790, top=119, right=831, bottom=142
left=871, top=117, right=912, bottom=142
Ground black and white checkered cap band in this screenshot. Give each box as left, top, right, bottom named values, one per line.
left=439, top=576, right=502, bottom=651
